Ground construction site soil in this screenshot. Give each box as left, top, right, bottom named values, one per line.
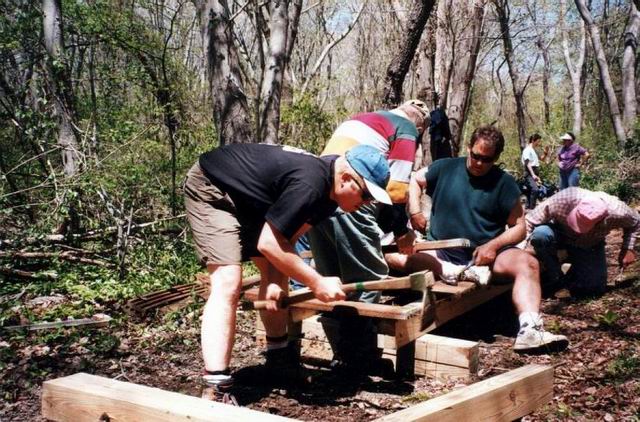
left=1, top=230, right=638, bottom=421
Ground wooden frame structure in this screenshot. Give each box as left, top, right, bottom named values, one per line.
left=256, top=315, right=480, bottom=380
left=41, top=365, right=553, bottom=421
left=245, top=278, right=512, bottom=376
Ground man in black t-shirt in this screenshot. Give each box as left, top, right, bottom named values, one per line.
left=183, top=143, right=391, bottom=393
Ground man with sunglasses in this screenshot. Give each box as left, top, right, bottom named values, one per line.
left=400, top=125, right=569, bottom=354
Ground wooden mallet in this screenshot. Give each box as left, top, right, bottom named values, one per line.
left=252, top=271, right=436, bottom=327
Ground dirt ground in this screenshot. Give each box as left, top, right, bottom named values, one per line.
left=1, top=230, right=639, bottom=421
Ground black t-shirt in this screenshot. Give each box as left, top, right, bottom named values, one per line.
left=199, top=144, right=338, bottom=257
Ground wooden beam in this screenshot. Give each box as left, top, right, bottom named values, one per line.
left=373, top=364, right=553, bottom=422
left=378, top=334, right=478, bottom=370
left=42, top=373, right=295, bottom=422
left=244, top=286, right=417, bottom=320
left=388, top=283, right=512, bottom=348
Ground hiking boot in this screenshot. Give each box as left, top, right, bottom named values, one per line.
left=513, top=325, right=569, bottom=354
left=461, top=265, right=492, bottom=286
left=264, top=344, right=307, bottom=386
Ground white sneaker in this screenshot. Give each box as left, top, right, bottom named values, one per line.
left=440, top=262, right=465, bottom=285
left=513, top=324, right=569, bottom=353
left=461, top=265, right=492, bottom=286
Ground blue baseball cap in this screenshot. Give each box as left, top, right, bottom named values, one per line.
left=345, top=145, right=392, bottom=205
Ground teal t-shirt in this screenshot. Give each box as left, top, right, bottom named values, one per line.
left=425, top=157, right=520, bottom=248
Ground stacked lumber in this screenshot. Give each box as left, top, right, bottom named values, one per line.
left=255, top=315, right=478, bottom=380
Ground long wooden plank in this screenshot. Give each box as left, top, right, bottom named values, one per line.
left=374, top=364, right=553, bottom=422
left=244, top=287, right=415, bottom=320
left=280, top=298, right=417, bottom=319
left=42, top=373, right=295, bottom=422
left=244, top=281, right=475, bottom=303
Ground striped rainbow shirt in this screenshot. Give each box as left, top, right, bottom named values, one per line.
left=321, top=111, right=419, bottom=204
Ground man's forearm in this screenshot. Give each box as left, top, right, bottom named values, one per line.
left=258, top=223, right=322, bottom=290
left=488, top=223, right=526, bottom=251
left=408, top=173, right=423, bottom=215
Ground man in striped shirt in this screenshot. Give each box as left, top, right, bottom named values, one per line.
left=527, top=187, right=640, bottom=296
left=306, top=100, right=428, bottom=371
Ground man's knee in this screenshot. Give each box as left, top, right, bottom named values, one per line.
left=530, top=225, right=556, bottom=248
left=494, top=249, right=539, bottom=280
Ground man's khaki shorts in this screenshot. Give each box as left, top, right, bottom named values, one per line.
left=184, top=162, right=242, bottom=265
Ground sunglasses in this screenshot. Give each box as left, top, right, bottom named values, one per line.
left=352, top=176, right=374, bottom=202
left=469, top=150, right=496, bottom=164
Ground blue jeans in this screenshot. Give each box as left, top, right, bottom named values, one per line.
left=525, top=174, right=540, bottom=209
left=530, top=225, right=607, bottom=295
left=559, top=167, right=580, bottom=190
left=290, top=234, right=312, bottom=290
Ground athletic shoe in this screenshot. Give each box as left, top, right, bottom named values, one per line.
left=461, top=265, right=492, bottom=286
left=440, top=262, right=465, bottom=285
left=513, top=324, right=569, bottom=354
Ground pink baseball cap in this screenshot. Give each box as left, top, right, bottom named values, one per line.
left=566, top=196, right=608, bottom=233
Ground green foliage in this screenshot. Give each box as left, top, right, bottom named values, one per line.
left=401, top=391, right=432, bottom=404
left=580, top=133, right=640, bottom=201
left=606, top=352, right=640, bottom=381
left=87, top=332, right=120, bottom=356
left=280, top=92, right=341, bottom=155
left=596, top=309, right=620, bottom=328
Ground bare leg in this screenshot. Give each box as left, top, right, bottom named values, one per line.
left=492, top=249, right=541, bottom=314
left=385, top=250, right=445, bottom=275
left=202, top=263, right=242, bottom=372
left=252, top=257, right=288, bottom=339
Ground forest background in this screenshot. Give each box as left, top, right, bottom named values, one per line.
left=0, top=0, right=639, bottom=419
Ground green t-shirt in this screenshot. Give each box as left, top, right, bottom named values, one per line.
left=425, top=157, right=520, bottom=248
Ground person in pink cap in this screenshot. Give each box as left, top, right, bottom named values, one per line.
left=526, top=187, right=640, bottom=296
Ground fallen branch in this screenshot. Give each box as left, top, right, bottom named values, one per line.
left=0, top=251, right=110, bottom=266
left=2, top=314, right=112, bottom=331
left=1, top=214, right=186, bottom=247
left=0, top=266, right=57, bottom=280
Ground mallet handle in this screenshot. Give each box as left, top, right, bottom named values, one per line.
left=252, top=274, right=417, bottom=310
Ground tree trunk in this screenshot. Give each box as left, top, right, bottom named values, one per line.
left=445, top=0, right=485, bottom=156
left=259, top=0, right=289, bottom=145
left=526, top=0, right=553, bottom=127
left=415, top=18, right=437, bottom=111
left=495, top=0, right=527, bottom=149
left=198, top=0, right=253, bottom=145
left=561, top=0, right=586, bottom=136
left=42, top=0, right=81, bottom=177
left=381, top=0, right=436, bottom=108
left=574, top=0, right=627, bottom=146
left=622, top=3, right=640, bottom=138
left=434, top=0, right=453, bottom=108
